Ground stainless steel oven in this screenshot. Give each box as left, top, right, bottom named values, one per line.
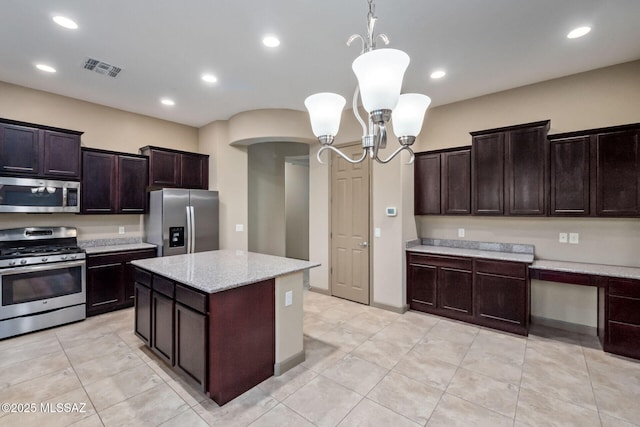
left=0, top=177, right=80, bottom=213
left=0, top=227, right=86, bottom=339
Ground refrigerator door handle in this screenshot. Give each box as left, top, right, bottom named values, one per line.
left=190, top=205, right=196, bottom=253
left=186, top=205, right=192, bottom=254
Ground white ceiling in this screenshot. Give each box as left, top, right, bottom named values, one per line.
left=1, top=0, right=639, bottom=128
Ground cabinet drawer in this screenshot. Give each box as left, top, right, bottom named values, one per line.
left=408, top=253, right=472, bottom=270
left=153, top=275, right=175, bottom=298
left=608, top=278, right=640, bottom=298
left=176, top=284, right=208, bottom=314
left=475, top=259, right=526, bottom=278
left=135, top=268, right=152, bottom=287
left=607, top=321, right=640, bottom=359
left=531, top=270, right=592, bottom=286
left=608, top=295, right=640, bottom=325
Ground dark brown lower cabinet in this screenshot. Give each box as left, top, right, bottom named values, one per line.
left=87, top=248, right=156, bottom=316
left=407, top=253, right=473, bottom=322
left=134, top=281, right=152, bottom=346
left=151, top=291, right=174, bottom=366
left=474, top=259, right=529, bottom=335
left=406, top=252, right=529, bottom=335
left=605, top=278, right=640, bottom=359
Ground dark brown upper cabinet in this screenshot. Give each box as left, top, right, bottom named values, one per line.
left=0, top=119, right=82, bottom=179
left=549, top=123, right=640, bottom=217
left=140, top=146, right=209, bottom=190
left=549, top=135, right=591, bottom=216
left=81, top=148, right=148, bottom=214
left=471, top=120, right=549, bottom=216
left=593, top=127, right=640, bottom=216
left=414, top=147, right=471, bottom=215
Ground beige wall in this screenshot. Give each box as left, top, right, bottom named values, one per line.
left=0, top=81, right=198, bottom=240
left=285, top=161, right=310, bottom=260
left=414, top=59, right=640, bottom=326
left=247, top=142, right=308, bottom=257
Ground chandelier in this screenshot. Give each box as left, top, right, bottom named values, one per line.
left=304, top=0, right=431, bottom=164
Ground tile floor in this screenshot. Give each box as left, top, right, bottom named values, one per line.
left=1, top=290, right=639, bottom=426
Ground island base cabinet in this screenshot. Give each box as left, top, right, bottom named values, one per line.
left=208, top=279, right=275, bottom=406
left=134, top=282, right=151, bottom=345
left=151, top=292, right=174, bottom=366
left=175, top=303, right=207, bottom=391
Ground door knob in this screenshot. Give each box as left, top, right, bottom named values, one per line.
left=359, top=242, right=368, bottom=247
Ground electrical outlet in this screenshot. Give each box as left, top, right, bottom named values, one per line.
left=458, top=228, right=465, bottom=238
left=285, top=290, right=293, bottom=307
left=559, top=233, right=568, bottom=243
left=235, top=224, right=244, bottom=232
left=374, top=228, right=381, bottom=237
left=569, top=233, right=579, bottom=244
left=118, top=226, right=125, bottom=235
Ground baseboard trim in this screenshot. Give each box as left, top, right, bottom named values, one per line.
left=308, top=287, right=330, bottom=296
left=371, top=301, right=408, bottom=314
left=274, top=350, right=305, bottom=376
left=531, top=315, right=597, bottom=336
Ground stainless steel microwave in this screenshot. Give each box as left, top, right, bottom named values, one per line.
left=0, top=177, right=80, bottom=213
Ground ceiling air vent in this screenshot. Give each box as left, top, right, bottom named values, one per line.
left=83, top=57, right=122, bottom=78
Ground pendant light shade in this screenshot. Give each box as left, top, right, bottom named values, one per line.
left=304, top=92, right=346, bottom=137
left=351, top=48, right=410, bottom=112
left=391, top=93, right=431, bottom=137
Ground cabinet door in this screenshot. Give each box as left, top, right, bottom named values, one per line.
left=442, top=149, right=471, bottom=214
left=594, top=129, right=640, bottom=216
left=438, top=267, right=472, bottom=317
left=505, top=126, right=547, bottom=215
left=407, top=263, right=437, bottom=312
left=472, top=132, right=504, bottom=215
left=118, top=155, right=148, bottom=213
left=475, top=272, right=527, bottom=334
left=414, top=153, right=441, bottom=214
left=82, top=150, right=117, bottom=213
left=86, top=261, right=124, bottom=316
left=181, top=153, right=208, bottom=189
left=175, top=303, right=207, bottom=390
left=149, top=149, right=180, bottom=187
left=42, top=130, right=80, bottom=178
left=550, top=136, right=590, bottom=216
left=123, top=249, right=157, bottom=304
left=0, top=123, right=41, bottom=176
left=134, top=282, right=152, bottom=345
left=152, top=291, right=174, bottom=365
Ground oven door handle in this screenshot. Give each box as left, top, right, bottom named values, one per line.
left=0, top=260, right=86, bottom=275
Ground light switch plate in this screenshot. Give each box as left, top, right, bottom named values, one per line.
left=285, top=290, right=293, bottom=307
left=559, top=233, right=568, bottom=243
left=458, top=228, right=465, bottom=238
left=569, top=233, right=579, bottom=244
left=118, top=226, right=125, bottom=235
left=374, top=228, right=381, bottom=237
left=235, top=224, right=244, bottom=232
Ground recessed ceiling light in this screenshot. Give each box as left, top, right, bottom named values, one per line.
left=202, top=74, right=218, bottom=83
left=52, top=15, right=78, bottom=30
left=262, top=35, right=280, bottom=48
left=567, top=26, right=591, bottom=39
left=430, top=70, right=446, bottom=79
left=160, top=98, right=175, bottom=106
left=36, top=64, right=56, bottom=73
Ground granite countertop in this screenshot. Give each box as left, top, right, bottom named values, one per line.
left=82, top=243, right=157, bottom=255
left=131, top=249, right=320, bottom=294
left=530, top=260, right=640, bottom=280
left=406, top=238, right=534, bottom=263
left=407, top=245, right=534, bottom=263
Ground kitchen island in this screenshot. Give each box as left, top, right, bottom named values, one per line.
left=131, top=250, right=319, bottom=405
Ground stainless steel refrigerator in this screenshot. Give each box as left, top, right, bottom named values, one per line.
left=144, top=189, right=219, bottom=257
